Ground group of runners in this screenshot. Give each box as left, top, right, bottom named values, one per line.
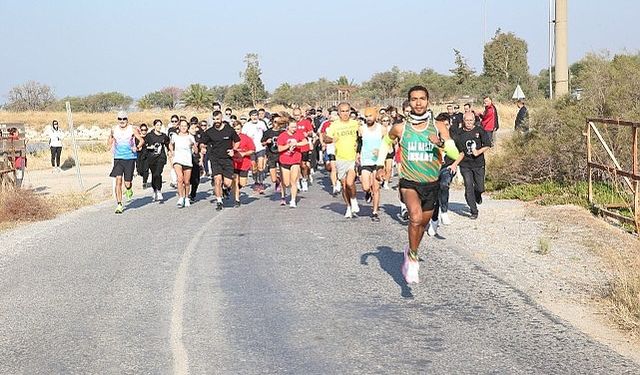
left=107, top=86, right=495, bottom=283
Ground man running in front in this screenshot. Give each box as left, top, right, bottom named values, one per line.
left=376, top=86, right=459, bottom=283
left=109, top=111, right=145, bottom=214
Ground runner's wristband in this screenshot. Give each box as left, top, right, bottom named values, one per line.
left=444, top=139, right=459, bottom=160
left=376, top=134, right=393, bottom=166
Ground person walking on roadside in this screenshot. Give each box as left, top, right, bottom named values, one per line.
left=169, top=119, right=198, bottom=208
left=200, top=111, right=240, bottom=211
left=514, top=99, right=529, bottom=132
left=479, top=96, right=499, bottom=140
left=457, top=111, right=492, bottom=219
left=277, top=117, right=308, bottom=208
left=145, top=119, right=170, bottom=201
left=48, top=120, right=64, bottom=172
left=376, top=86, right=460, bottom=283
left=109, top=111, right=145, bottom=214
left=324, top=102, right=360, bottom=218
left=232, top=121, right=256, bottom=207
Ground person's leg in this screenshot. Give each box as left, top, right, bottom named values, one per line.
left=174, top=164, right=185, bottom=199
left=150, top=158, right=164, bottom=192
left=290, top=165, right=300, bottom=203
left=141, top=157, right=150, bottom=184
left=473, top=166, right=486, bottom=204
left=281, top=167, right=291, bottom=202
left=115, top=176, right=123, bottom=203
left=384, top=158, right=393, bottom=187
left=360, top=169, right=371, bottom=194
left=401, top=188, right=432, bottom=253
left=345, top=167, right=357, bottom=202
left=190, top=164, right=200, bottom=200
left=330, top=160, right=338, bottom=191
left=460, top=167, right=478, bottom=215
left=233, top=173, right=240, bottom=202
left=439, top=168, right=454, bottom=213
left=57, top=147, right=62, bottom=168
left=257, top=156, right=266, bottom=185
left=183, top=168, right=192, bottom=199
left=214, top=174, right=223, bottom=200
left=371, top=170, right=380, bottom=214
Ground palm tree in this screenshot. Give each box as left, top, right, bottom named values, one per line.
left=181, top=84, right=215, bottom=110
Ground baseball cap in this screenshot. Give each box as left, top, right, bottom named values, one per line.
left=117, top=110, right=128, bottom=119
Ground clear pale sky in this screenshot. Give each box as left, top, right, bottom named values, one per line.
left=1, top=0, right=638, bottom=100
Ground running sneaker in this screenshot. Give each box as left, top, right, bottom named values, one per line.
left=157, top=191, right=164, bottom=201
left=184, top=198, right=191, bottom=207
left=124, top=188, right=133, bottom=201
left=115, top=203, right=123, bottom=214
left=216, top=201, right=223, bottom=211
left=401, top=245, right=410, bottom=282
left=234, top=200, right=241, bottom=208
left=476, top=192, right=483, bottom=205
left=351, top=200, right=360, bottom=214
left=427, top=219, right=438, bottom=237
left=177, top=198, right=184, bottom=208
left=400, top=207, right=409, bottom=221
left=258, top=183, right=265, bottom=195
left=365, top=191, right=372, bottom=203
left=344, top=206, right=352, bottom=218
left=371, top=212, right=380, bottom=222
left=289, top=200, right=297, bottom=208
left=402, top=246, right=420, bottom=284
left=440, top=211, right=451, bottom=225
left=383, top=181, right=390, bottom=190
left=280, top=198, right=286, bottom=206
left=301, top=179, right=308, bottom=192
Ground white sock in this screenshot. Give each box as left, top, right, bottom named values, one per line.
left=217, top=196, right=222, bottom=203
left=350, top=198, right=358, bottom=207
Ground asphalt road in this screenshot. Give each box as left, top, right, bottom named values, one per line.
left=1, top=174, right=638, bottom=374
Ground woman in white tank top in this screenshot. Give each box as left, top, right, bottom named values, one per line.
left=169, top=119, right=197, bottom=208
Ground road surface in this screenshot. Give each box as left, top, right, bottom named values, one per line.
left=1, top=175, right=638, bottom=374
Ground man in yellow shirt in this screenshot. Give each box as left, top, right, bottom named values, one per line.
left=324, top=102, right=360, bottom=218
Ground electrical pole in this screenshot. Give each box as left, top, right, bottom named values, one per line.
left=549, top=0, right=554, bottom=100
left=555, top=0, right=569, bottom=96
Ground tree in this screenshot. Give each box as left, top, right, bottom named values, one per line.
left=6, top=81, right=56, bottom=111
left=483, top=30, right=529, bottom=85
left=138, top=90, right=175, bottom=110
left=181, top=84, right=216, bottom=110
left=160, top=86, right=183, bottom=109
left=242, top=53, right=268, bottom=106
left=84, top=92, right=133, bottom=112
left=209, top=85, right=228, bottom=104
left=271, top=83, right=295, bottom=107
left=225, top=84, right=253, bottom=108
left=361, top=66, right=401, bottom=99
left=450, top=49, right=476, bottom=85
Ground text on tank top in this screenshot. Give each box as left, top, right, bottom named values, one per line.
left=399, top=118, right=441, bottom=183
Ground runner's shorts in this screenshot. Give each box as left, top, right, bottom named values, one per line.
left=251, top=149, right=266, bottom=161
left=234, top=169, right=249, bottom=178
left=267, top=154, right=279, bottom=169
left=399, top=178, right=439, bottom=211
left=335, top=160, right=356, bottom=180
left=210, top=157, right=234, bottom=180
left=110, top=159, right=135, bottom=181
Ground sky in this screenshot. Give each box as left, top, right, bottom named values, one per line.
left=1, top=0, right=638, bottom=101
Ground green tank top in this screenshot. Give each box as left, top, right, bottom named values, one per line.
left=399, top=117, right=442, bottom=183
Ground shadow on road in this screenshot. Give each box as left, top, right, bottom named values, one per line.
left=361, top=246, right=414, bottom=299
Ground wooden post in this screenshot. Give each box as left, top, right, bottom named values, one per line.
left=587, top=120, right=593, bottom=204
left=66, top=101, right=84, bottom=190
left=633, top=124, right=639, bottom=233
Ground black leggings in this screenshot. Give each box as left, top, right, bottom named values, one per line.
left=190, top=163, right=201, bottom=199
left=148, top=156, right=166, bottom=191
left=50, top=147, right=62, bottom=167
left=136, top=154, right=149, bottom=183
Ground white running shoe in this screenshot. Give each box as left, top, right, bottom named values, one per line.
left=176, top=198, right=183, bottom=207
left=403, top=245, right=420, bottom=284
left=336, top=183, right=342, bottom=193
left=184, top=198, right=191, bottom=207
left=351, top=200, right=360, bottom=214
left=157, top=191, right=164, bottom=201
left=289, top=199, right=297, bottom=208
left=427, top=219, right=438, bottom=237
left=383, top=181, right=390, bottom=190
left=344, top=206, right=352, bottom=218
left=440, top=211, right=451, bottom=225
left=301, top=179, right=308, bottom=192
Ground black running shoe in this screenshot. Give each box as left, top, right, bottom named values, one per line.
left=216, top=202, right=223, bottom=211
left=475, top=193, right=483, bottom=205
left=365, top=191, right=372, bottom=203
left=470, top=212, right=478, bottom=219
left=371, top=212, right=380, bottom=222
left=234, top=200, right=241, bottom=208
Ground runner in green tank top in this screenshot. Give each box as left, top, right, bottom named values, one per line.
left=376, top=86, right=460, bottom=284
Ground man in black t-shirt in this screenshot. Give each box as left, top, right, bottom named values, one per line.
left=455, top=112, right=492, bottom=219
left=200, top=111, right=240, bottom=210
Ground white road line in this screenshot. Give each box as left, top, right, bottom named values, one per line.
left=170, top=215, right=217, bottom=375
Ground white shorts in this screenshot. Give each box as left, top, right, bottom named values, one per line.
left=336, top=160, right=355, bottom=180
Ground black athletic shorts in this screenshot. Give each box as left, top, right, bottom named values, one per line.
left=234, top=169, right=249, bottom=177
left=210, top=158, right=234, bottom=179
left=360, top=165, right=377, bottom=173
left=399, top=178, right=439, bottom=211
left=267, top=154, right=279, bottom=169
left=280, top=163, right=292, bottom=170
left=301, top=151, right=311, bottom=162
left=386, top=150, right=395, bottom=159
left=110, top=159, right=135, bottom=181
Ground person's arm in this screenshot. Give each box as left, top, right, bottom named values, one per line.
left=107, top=128, right=114, bottom=148
left=472, top=129, right=492, bottom=156
left=133, top=128, right=145, bottom=150
left=277, top=137, right=290, bottom=152
left=376, top=123, right=402, bottom=167
left=433, top=120, right=460, bottom=160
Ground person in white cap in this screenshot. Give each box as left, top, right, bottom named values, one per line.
left=108, top=111, right=145, bottom=214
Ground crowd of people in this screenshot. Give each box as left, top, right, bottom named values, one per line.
left=106, top=87, right=499, bottom=283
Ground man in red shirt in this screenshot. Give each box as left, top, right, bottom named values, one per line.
left=480, top=96, right=499, bottom=140
left=292, top=108, right=314, bottom=192
left=232, top=121, right=256, bottom=207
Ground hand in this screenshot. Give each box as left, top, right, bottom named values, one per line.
left=372, top=148, right=379, bottom=157
left=472, top=149, right=480, bottom=157
left=227, top=149, right=234, bottom=157
left=429, top=133, right=441, bottom=146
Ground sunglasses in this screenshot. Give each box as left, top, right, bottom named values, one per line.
left=117, top=117, right=127, bottom=121
left=171, top=120, right=178, bottom=123
left=140, top=128, right=148, bottom=131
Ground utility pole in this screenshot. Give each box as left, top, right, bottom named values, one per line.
left=555, top=0, right=569, bottom=96
left=548, top=0, right=554, bottom=100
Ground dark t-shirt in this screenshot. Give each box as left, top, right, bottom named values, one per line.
left=455, top=125, right=492, bottom=169
left=200, top=124, right=240, bottom=160
left=261, top=128, right=284, bottom=157
left=144, top=131, right=170, bottom=159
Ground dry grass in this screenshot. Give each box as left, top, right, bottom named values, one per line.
left=0, top=188, right=97, bottom=231
left=605, top=252, right=640, bottom=334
